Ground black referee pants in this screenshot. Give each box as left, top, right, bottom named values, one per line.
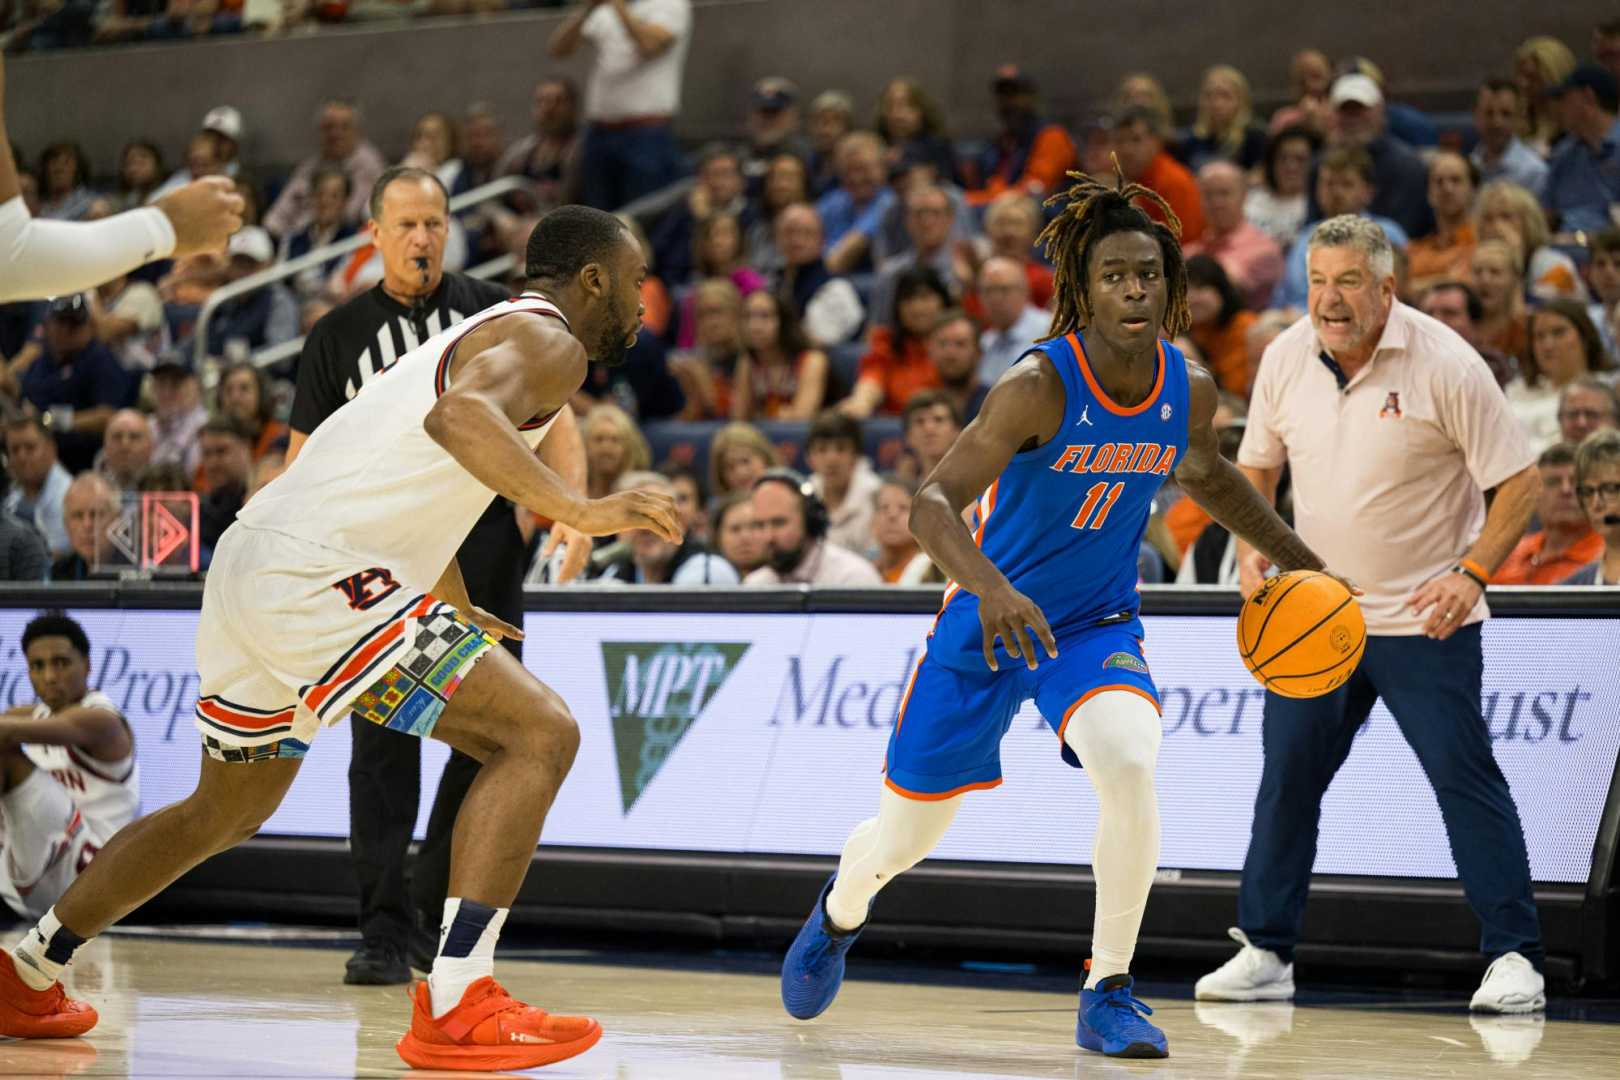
left=347, top=504, right=529, bottom=945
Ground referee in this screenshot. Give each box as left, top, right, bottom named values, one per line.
left=289, top=166, right=588, bottom=985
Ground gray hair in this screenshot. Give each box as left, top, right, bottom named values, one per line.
left=1575, top=428, right=1620, bottom=489
left=1306, top=214, right=1395, bottom=280
left=1561, top=375, right=1620, bottom=417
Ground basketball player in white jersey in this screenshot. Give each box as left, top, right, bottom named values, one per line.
left=0, top=206, right=680, bottom=1072
left=0, top=615, right=138, bottom=921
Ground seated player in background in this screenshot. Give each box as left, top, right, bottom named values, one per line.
left=0, top=614, right=139, bottom=920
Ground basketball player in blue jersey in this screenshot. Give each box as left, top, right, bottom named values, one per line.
left=781, top=166, right=1349, bottom=1059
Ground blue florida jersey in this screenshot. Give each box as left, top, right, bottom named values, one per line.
left=929, top=331, right=1190, bottom=672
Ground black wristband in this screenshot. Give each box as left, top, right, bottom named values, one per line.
left=1453, top=563, right=1487, bottom=590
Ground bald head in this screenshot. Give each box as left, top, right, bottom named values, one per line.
left=63, top=472, right=120, bottom=563
left=978, top=255, right=1031, bottom=330
left=1197, top=160, right=1247, bottom=233
left=103, top=409, right=154, bottom=486
left=776, top=202, right=825, bottom=266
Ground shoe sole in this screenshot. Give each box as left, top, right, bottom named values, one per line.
left=1194, top=986, right=1295, bottom=1003
left=1470, top=997, right=1547, bottom=1015
left=395, top=1021, right=603, bottom=1071
left=0, top=998, right=99, bottom=1039
left=1077, top=1029, right=1168, bottom=1058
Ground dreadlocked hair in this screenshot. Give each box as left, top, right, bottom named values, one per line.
left=1036, top=159, right=1191, bottom=341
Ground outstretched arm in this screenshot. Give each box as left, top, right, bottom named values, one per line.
left=1174, top=359, right=1324, bottom=575
left=911, top=358, right=1063, bottom=670
left=0, top=704, right=131, bottom=762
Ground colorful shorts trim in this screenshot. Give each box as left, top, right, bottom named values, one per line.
left=347, top=607, right=494, bottom=738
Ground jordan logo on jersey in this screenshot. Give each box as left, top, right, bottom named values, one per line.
left=1048, top=442, right=1178, bottom=476
left=1076, top=405, right=1093, bottom=427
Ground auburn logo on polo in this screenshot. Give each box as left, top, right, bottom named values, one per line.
left=601, top=642, right=751, bottom=812
left=1049, top=443, right=1177, bottom=476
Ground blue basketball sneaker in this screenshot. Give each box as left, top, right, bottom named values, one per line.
left=1077, top=974, right=1169, bottom=1058
left=780, top=875, right=867, bottom=1020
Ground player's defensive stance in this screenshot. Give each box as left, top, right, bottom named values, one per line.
left=0, top=207, right=680, bottom=1073
left=780, top=168, right=1341, bottom=1058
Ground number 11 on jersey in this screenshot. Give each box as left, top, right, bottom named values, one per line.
left=1071, top=481, right=1124, bottom=531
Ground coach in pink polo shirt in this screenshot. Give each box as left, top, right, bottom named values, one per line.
left=1195, top=215, right=1547, bottom=1014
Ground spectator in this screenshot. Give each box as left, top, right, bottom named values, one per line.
left=1543, top=65, right=1620, bottom=236
left=7, top=294, right=136, bottom=473
left=262, top=100, right=387, bottom=239
left=583, top=401, right=651, bottom=499
left=746, top=152, right=810, bottom=274
left=732, top=290, right=828, bottom=421
left=1471, top=79, right=1549, bottom=199
left=1114, top=71, right=1174, bottom=135
left=1179, top=64, right=1268, bottom=171
left=1420, top=281, right=1515, bottom=388
left=843, top=266, right=948, bottom=419
left=0, top=489, right=46, bottom=581
left=1407, top=152, right=1479, bottom=296
left=547, top=0, right=691, bottom=210
left=871, top=476, right=935, bottom=584
left=804, top=409, right=882, bottom=556
left=670, top=278, right=745, bottom=420
left=706, top=421, right=778, bottom=502
left=1174, top=394, right=1252, bottom=584
left=875, top=78, right=957, bottom=183
left=899, top=388, right=962, bottom=490
left=217, top=361, right=289, bottom=462
left=1507, top=300, right=1611, bottom=453
left=148, top=357, right=208, bottom=475
left=1112, top=106, right=1205, bottom=243
left=402, top=111, right=463, bottom=192
left=590, top=470, right=738, bottom=584
left=743, top=77, right=812, bottom=182
left=96, top=408, right=153, bottom=492
left=660, top=461, right=706, bottom=541
left=651, top=142, right=748, bottom=287
left=673, top=212, right=765, bottom=346
left=1187, top=161, right=1283, bottom=309
left=1479, top=183, right=1577, bottom=302
left=497, top=78, right=581, bottom=211
left=804, top=90, right=855, bottom=198
left=1598, top=19, right=1620, bottom=83
left=711, top=490, right=765, bottom=577
left=2, top=416, right=70, bottom=556
left=35, top=142, right=94, bottom=221
left=148, top=106, right=242, bottom=203
left=773, top=203, right=865, bottom=347
left=976, top=254, right=1049, bottom=385
left=247, top=448, right=287, bottom=502
left=1267, top=48, right=1334, bottom=137
left=962, top=191, right=1054, bottom=315
left=1515, top=36, right=1578, bottom=155
left=457, top=102, right=508, bottom=196
left=203, top=228, right=300, bottom=354
left=1186, top=254, right=1258, bottom=397
left=91, top=271, right=167, bottom=371
left=1563, top=428, right=1620, bottom=584
left=49, top=471, right=121, bottom=581
left=869, top=184, right=960, bottom=331
left=1470, top=239, right=1529, bottom=369
left=926, top=308, right=989, bottom=423
left=113, top=139, right=165, bottom=211
left=1587, top=228, right=1620, bottom=356
left=1558, top=376, right=1620, bottom=447
left=1492, top=442, right=1603, bottom=584
left=966, top=64, right=1077, bottom=207
left=1320, top=73, right=1432, bottom=239
left=280, top=168, right=358, bottom=300
left=816, top=131, right=894, bottom=275
left=1276, top=145, right=1410, bottom=311
left=1245, top=126, right=1318, bottom=251
left=744, top=467, right=882, bottom=585
left=196, top=413, right=251, bottom=550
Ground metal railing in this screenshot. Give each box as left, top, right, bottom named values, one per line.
left=191, top=175, right=529, bottom=374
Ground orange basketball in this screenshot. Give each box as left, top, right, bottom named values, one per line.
left=1236, top=570, right=1366, bottom=699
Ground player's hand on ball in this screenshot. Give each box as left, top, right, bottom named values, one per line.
left=577, top=490, right=683, bottom=542
left=158, top=177, right=246, bottom=258
left=978, top=583, right=1058, bottom=672
left=1237, top=546, right=1272, bottom=599
left=467, top=606, right=524, bottom=642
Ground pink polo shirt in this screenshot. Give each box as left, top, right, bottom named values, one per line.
left=1186, top=221, right=1285, bottom=309
left=1238, top=302, right=1535, bottom=635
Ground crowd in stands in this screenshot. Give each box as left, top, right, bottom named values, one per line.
left=4, top=6, right=1620, bottom=587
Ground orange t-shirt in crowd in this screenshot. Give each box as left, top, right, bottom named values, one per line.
left=1191, top=310, right=1259, bottom=398
left=254, top=420, right=289, bottom=463
left=1406, top=223, right=1476, bottom=293
left=967, top=124, right=1078, bottom=206
left=641, top=278, right=673, bottom=338
left=856, top=327, right=941, bottom=415
left=1490, top=529, right=1604, bottom=585
left=1164, top=496, right=1211, bottom=556
left=1137, top=153, right=1205, bottom=245
left=1481, top=314, right=1529, bottom=364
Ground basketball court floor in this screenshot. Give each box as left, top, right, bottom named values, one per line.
left=6, top=928, right=1617, bottom=1079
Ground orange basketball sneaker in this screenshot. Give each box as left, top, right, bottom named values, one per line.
left=396, top=977, right=602, bottom=1071
left=0, top=952, right=98, bottom=1038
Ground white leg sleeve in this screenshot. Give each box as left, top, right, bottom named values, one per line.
left=824, top=787, right=962, bottom=931
left=1063, top=690, right=1162, bottom=988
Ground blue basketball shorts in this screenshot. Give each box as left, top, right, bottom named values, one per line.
left=882, top=623, right=1161, bottom=799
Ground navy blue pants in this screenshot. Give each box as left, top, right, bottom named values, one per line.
left=578, top=123, right=683, bottom=211
left=1238, top=624, right=1544, bottom=967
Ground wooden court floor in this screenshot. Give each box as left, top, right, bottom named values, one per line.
left=3, top=930, right=1616, bottom=1079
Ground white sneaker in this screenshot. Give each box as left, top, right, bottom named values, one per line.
left=1469, top=952, right=1545, bottom=1014
left=1194, top=928, right=1295, bottom=1002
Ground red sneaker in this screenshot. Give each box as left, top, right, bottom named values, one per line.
left=395, top=977, right=602, bottom=1071
left=0, top=952, right=98, bottom=1038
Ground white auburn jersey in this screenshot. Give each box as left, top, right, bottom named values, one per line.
left=24, top=691, right=140, bottom=838
left=237, top=293, right=569, bottom=591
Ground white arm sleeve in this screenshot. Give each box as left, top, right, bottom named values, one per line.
left=0, top=196, right=177, bottom=303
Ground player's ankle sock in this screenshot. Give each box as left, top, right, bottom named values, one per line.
left=1085, top=956, right=1131, bottom=991
left=428, top=898, right=507, bottom=1018
left=12, top=907, right=89, bottom=990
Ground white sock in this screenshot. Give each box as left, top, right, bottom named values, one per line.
left=1062, top=691, right=1162, bottom=991
left=12, top=907, right=89, bottom=991
left=824, top=787, right=961, bottom=931
left=428, top=897, right=508, bottom=1018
